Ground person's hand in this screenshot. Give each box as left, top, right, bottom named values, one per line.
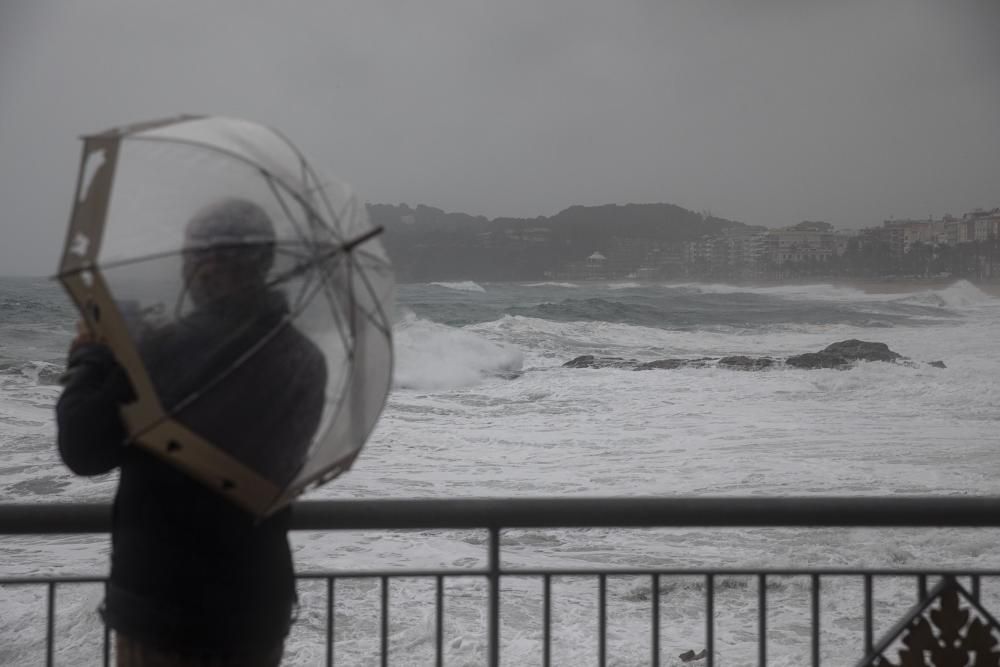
left=69, top=319, right=98, bottom=354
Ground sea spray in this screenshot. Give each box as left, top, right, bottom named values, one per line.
left=393, top=311, right=523, bottom=389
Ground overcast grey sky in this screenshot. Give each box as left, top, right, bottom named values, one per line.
left=1, top=0, right=997, bottom=275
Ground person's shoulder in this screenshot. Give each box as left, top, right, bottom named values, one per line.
left=291, top=328, right=326, bottom=365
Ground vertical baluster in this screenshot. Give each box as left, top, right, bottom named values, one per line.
left=864, top=574, right=874, bottom=655
left=972, top=575, right=981, bottom=602
left=488, top=526, right=500, bottom=667
left=918, top=574, right=927, bottom=601
left=326, top=577, right=335, bottom=667
left=811, top=574, right=820, bottom=667
left=652, top=574, right=660, bottom=667
left=381, top=576, right=389, bottom=667
left=46, top=582, right=55, bottom=667
left=543, top=575, right=551, bottom=667
left=103, top=618, right=110, bottom=667
left=598, top=574, right=607, bottom=667
left=758, top=574, right=766, bottom=667
left=706, top=574, right=714, bottom=667
left=436, top=575, right=444, bottom=667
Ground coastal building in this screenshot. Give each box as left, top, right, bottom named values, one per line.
left=767, top=222, right=838, bottom=265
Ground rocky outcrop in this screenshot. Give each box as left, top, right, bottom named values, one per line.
left=785, top=339, right=901, bottom=369
left=563, top=356, right=715, bottom=370
left=718, top=355, right=777, bottom=371
left=563, top=340, right=942, bottom=372
left=563, top=355, right=636, bottom=369
left=679, top=649, right=707, bottom=662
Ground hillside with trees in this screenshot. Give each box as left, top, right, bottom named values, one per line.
left=368, top=202, right=749, bottom=282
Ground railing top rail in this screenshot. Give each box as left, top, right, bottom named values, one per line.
left=6, top=568, right=1000, bottom=586
left=3, top=497, right=1000, bottom=535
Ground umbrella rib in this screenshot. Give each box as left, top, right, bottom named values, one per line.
left=56, top=241, right=314, bottom=278
left=262, top=228, right=384, bottom=293
left=342, top=251, right=395, bottom=339
left=263, top=172, right=322, bottom=257
left=261, top=172, right=329, bottom=314
left=291, top=304, right=361, bottom=486
left=126, top=134, right=341, bottom=243
left=315, top=265, right=354, bottom=364
left=267, top=126, right=347, bottom=243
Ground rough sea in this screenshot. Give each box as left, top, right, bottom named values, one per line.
left=1, top=276, right=998, bottom=666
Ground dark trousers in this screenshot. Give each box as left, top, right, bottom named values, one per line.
left=115, top=634, right=284, bottom=667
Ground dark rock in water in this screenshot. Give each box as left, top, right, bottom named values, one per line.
left=679, top=649, right=707, bottom=662
left=563, top=355, right=600, bottom=368
left=785, top=351, right=850, bottom=369
left=821, top=339, right=901, bottom=362
left=928, top=360, right=947, bottom=369
left=564, top=355, right=714, bottom=370
left=563, top=355, right=638, bottom=370
left=718, top=355, right=776, bottom=371
left=563, top=340, right=922, bottom=373
left=636, top=357, right=713, bottom=371
left=786, top=339, right=903, bottom=369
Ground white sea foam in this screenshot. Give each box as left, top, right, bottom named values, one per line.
left=894, top=279, right=994, bottom=309
left=522, top=281, right=578, bottom=288
left=672, top=279, right=997, bottom=309
left=428, top=281, right=486, bottom=292
left=607, top=281, right=642, bottom=289
left=4, top=280, right=1000, bottom=665
left=392, top=312, right=523, bottom=390
left=672, top=281, right=882, bottom=301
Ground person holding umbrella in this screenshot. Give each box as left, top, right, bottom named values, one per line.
left=57, top=199, right=327, bottom=666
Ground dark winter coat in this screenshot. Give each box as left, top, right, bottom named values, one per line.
left=56, top=293, right=326, bottom=653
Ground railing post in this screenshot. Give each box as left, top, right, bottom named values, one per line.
left=758, top=574, right=766, bottom=667
left=326, top=577, right=335, bottom=667
left=864, top=574, right=874, bottom=654
left=381, top=576, right=389, bottom=667
left=488, top=525, right=500, bottom=667
left=651, top=574, right=660, bottom=667
left=706, top=574, right=715, bottom=667
left=811, top=574, right=820, bottom=667
left=543, top=574, right=551, bottom=667
left=46, top=581, right=55, bottom=667
left=436, top=575, right=444, bottom=667
left=598, top=574, right=607, bottom=667
left=103, top=620, right=111, bottom=667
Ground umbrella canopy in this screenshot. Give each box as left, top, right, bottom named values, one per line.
left=57, top=115, right=394, bottom=517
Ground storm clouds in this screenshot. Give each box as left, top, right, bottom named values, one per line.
left=1, top=0, right=997, bottom=275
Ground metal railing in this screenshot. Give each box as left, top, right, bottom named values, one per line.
left=3, top=496, right=1000, bottom=666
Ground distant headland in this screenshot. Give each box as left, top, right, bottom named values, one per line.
left=370, top=202, right=1000, bottom=284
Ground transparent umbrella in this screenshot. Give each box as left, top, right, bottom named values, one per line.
left=57, top=115, right=394, bottom=517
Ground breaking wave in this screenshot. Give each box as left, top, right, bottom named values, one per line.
left=429, top=281, right=486, bottom=293
left=894, top=280, right=995, bottom=309
left=505, top=294, right=926, bottom=330
left=523, top=282, right=578, bottom=288
left=0, top=360, right=63, bottom=386
left=392, top=312, right=523, bottom=390
left=672, top=282, right=876, bottom=300
left=672, top=279, right=996, bottom=310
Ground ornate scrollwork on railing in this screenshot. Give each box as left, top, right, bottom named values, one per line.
left=859, top=576, right=1000, bottom=667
